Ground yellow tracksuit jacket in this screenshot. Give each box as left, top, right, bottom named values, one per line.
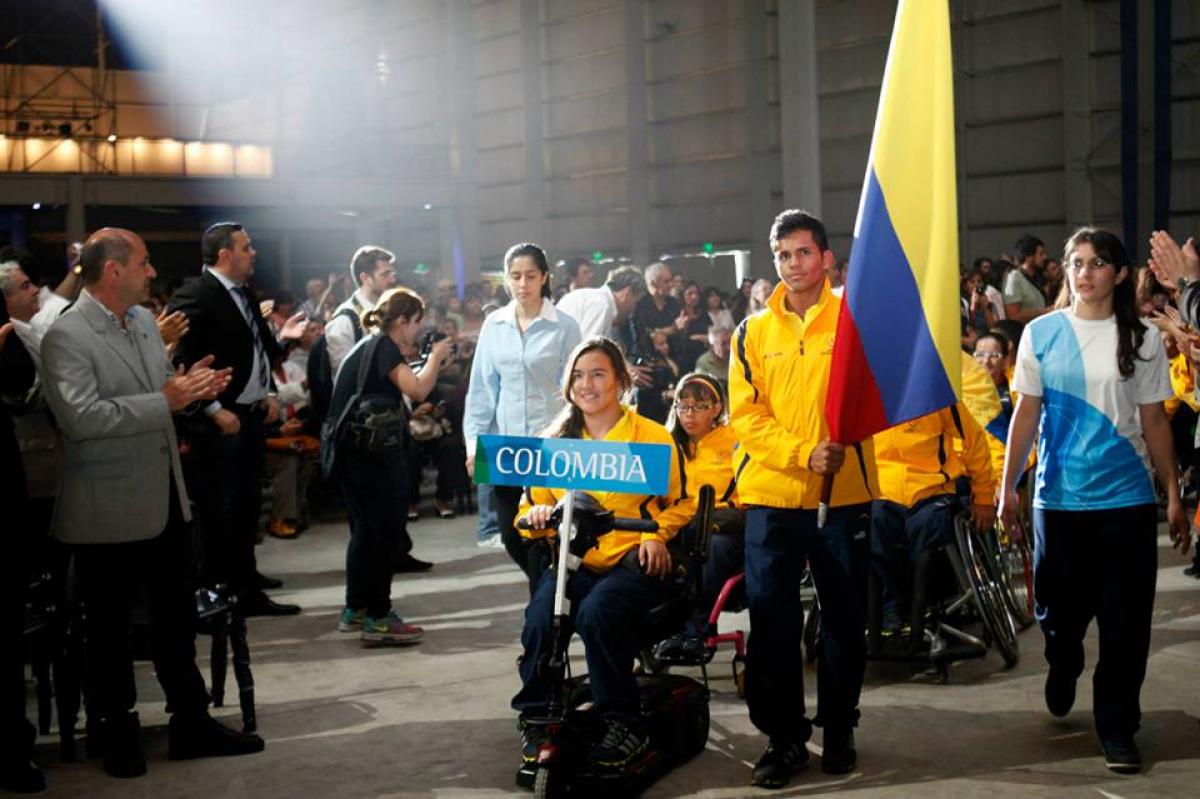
left=517, top=407, right=696, bottom=573
left=728, top=280, right=878, bottom=509
left=873, top=402, right=997, bottom=509
left=684, top=423, right=740, bottom=509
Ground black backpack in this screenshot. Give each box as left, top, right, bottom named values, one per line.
left=307, top=306, right=362, bottom=427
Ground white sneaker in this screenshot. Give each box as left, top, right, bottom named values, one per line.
left=477, top=534, right=504, bottom=550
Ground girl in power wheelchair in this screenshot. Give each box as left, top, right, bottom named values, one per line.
left=653, top=372, right=744, bottom=662
left=512, top=337, right=696, bottom=771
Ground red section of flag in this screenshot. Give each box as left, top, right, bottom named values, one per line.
left=826, top=299, right=888, bottom=445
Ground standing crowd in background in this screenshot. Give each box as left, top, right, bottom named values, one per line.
left=2, top=209, right=1199, bottom=792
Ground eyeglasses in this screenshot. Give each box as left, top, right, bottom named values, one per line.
left=1069, top=257, right=1110, bottom=273
left=675, top=402, right=714, bottom=415
left=973, top=351, right=1004, bottom=361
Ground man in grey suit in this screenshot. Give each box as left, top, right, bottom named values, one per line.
left=39, top=227, right=265, bottom=778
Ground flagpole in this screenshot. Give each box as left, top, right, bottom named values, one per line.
left=818, top=473, right=833, bottom=529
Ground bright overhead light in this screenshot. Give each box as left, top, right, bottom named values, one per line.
left=422, top=203, right=433, bottom=211
left=31, top=202, right=41, bottom=210
left=107, top=134, right=118, bottom=143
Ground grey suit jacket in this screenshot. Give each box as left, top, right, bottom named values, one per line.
left=39, top=290, right=191, bottom=544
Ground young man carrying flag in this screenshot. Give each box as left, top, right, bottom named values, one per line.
left=731, top=0, right=962, bottom=788
left=729, top=210, right=876, bottom=786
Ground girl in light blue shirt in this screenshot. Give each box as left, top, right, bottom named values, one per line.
left=464, top=243, right=582, bottom=592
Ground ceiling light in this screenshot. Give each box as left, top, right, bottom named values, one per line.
left=107, top=134, right=118, bottom=143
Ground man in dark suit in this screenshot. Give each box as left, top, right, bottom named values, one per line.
left=169, top=222, right=300, bottom=616
left=39, top=228, right=264, bottom=778
left=0, top=315, right=42, bottom=793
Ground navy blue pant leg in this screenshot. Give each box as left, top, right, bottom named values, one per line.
left=1034, top=504, right=1157, bottom=740
left=744, top=507, right=812, bottom=741
left=805, top=503, right=871, bottom=739
left=575, top=565, right=668, bottom=719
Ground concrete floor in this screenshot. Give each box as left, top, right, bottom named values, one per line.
left=25, top=500, right=1200, bottom=798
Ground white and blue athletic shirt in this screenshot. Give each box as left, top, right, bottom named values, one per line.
left=1012, top=310, right=1172, bottom=511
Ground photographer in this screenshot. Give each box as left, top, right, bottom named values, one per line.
left=464, top=243, right=581, bottom=592
left=326, top=287, right=451, bottom=644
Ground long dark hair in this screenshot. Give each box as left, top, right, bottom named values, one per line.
left=666, top=372, right=727, bottom=459
left=544, top=337, right=632, bottom=439
left=504, top=242, right=553, bottom=300
left=1054, top=226, right=1143, bottom=378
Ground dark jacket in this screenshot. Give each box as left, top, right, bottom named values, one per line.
left=168, top=270, right=283, bottom=407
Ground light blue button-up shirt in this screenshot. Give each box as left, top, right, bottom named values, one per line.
left=464, top=299, right=583, bottom=458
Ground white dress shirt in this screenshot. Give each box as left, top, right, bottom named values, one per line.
left=325, top=288, right=372, bottom=373
left=555, top=285, right=617, bottom=340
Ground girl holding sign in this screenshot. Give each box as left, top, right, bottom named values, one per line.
left=464, top=242, right=582, bottom=591
left=513, top=338, right=695, bottom=770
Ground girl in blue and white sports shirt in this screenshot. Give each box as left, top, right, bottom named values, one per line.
left=999, top=227, right=1191, bottom=775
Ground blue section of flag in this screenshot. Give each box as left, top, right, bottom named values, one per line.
left=474, top=434, right=672, bottom=496
left=846, top=170, right=956, bottom=426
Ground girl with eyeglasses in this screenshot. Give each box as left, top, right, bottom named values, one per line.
left=654, top=372, right=745, bottom=660
left=999, top=227, right=1190, bottom=774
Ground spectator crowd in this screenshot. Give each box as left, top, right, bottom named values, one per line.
left=2, top=210, right=1198, bottom=792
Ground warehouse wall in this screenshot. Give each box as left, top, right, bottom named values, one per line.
left=5, top=0, right=1195, bottom=285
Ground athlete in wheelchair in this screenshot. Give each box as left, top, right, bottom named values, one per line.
left=511, top=338, right=697, bottom=776
left=866, top=400, right=1016, bottom=670
left=652, top=372, right=745, bottom=663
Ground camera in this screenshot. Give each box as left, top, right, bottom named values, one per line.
left=412, top=330, right=457, bottom=369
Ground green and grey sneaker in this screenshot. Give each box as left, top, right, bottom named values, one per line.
left=361, top=611, right=424, bottom=645
left=338, top=608, right=367, bottom=633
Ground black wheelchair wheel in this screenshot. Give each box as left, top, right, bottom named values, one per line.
left=533, top=766, right=561, bottom=799
left=996, top=523, right=1035, bottom=629
left=955, top=519, right=1019, bottom=668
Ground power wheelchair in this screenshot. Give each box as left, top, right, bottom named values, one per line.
left=514, top=485, right=716, bottom=798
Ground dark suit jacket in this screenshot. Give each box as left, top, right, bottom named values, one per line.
left=168, top=270, right=283, bottom=408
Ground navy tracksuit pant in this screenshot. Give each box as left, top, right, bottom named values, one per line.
left=744, top=503, right=871, bottom=743
left=512, top=561, right=668, bottom=720
left=1033, top=503, right=1158, bottom=741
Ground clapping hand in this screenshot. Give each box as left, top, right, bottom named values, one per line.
left=278, top=311, right=308, bottom=341
left=163, top=355, right=231, bottom=411
left=156, top=310, right=190, bottom=346
left=1148, top=231, right=1200, bottom=290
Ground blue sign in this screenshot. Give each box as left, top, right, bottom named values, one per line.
left=474, top=434, right=672, bottom=496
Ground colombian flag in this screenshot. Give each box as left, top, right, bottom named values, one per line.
left=826, top=0, right=960, bottom=445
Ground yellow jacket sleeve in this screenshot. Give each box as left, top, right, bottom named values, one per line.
left=645, top=441, right=696, bottom=543
left=728, top=322, right=813, bottom=472
left=954, top=402, right=997, bottom=505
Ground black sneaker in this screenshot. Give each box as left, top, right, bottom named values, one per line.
left=519, top=720, right=549, bottom=764
left=822, top=731, right=857, bottom=775
left=1044, top=667, right=1076, bottom=718
left=589, top=716, right=649, bottom=770
left=752, top=738, right=809, bottom=788
left=1101, top=737, right=1141, bottom=774
left=654, top=634, right=709, bottom=663
left=1184, top=562, right=1200, bottom=579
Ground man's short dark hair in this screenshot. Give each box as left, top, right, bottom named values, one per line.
left=80, top=230, right=134, bottom=285
left=1014, top=234, right=1044, bottom=265
left=350, top=245, right=395, bottom=286
left=565, top=257, right=591, bottom=280
left=604, top=265, right=645, bottom=296
left=769, top=209, right=828, bottom=252
left=201, top=222, right=244, bottom=266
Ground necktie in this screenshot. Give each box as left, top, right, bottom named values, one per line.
left=235, top=286, right=270, bottom=392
